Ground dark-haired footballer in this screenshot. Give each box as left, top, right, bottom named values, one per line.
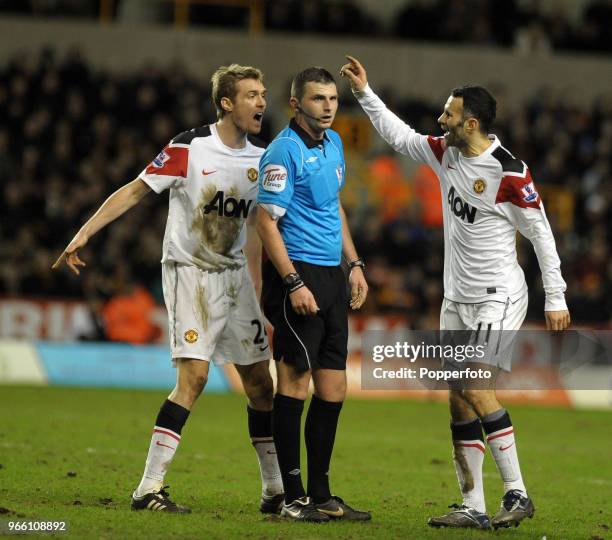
left=341, top=56, right=570, bottom=530
left=256, top=67, right=370, bottom=522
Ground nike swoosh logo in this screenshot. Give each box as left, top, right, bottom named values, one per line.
left=266, top=450, right=276, bottom=455
left=202, top=170, right=217, bottom=175
left=259, top=345, right=269, bottom=352
left=447, top=163, right=456, bottom=170
left=319, top=507, right=344, bottom=517
left=156, top=441, right=175, bottom=450
left=500, top=443, right=515, bottom=452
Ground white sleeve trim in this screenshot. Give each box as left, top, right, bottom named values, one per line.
left=544, top=291, right=568, bottom=312
left=258, top=202, right=286, bottom=220
left=139, top=173, right=165, bottom=194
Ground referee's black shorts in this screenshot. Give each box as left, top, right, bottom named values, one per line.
left=262, top=260, right=348, bottom=372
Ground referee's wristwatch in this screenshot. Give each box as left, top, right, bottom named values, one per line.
left=348, top=257, right=365, bottom=271
left=282, top=272, right=305, bottom=293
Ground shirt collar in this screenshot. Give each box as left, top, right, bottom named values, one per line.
left=289, top=118, right=328, bottom=149
left=460, top=134, right=500, bottom=161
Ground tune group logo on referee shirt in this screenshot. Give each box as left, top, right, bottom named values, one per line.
left=262, top=164, right=287, bottom=192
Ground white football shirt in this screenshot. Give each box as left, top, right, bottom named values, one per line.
left=139, top=123, right=265, bottom=272
left=355, top=85, right=567, bottom=311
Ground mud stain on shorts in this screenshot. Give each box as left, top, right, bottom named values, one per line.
left=195, top=283, right=209, bottom=331
left=226, top=279, right=239, bottom=308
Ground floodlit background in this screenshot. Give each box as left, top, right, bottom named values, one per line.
left=0, top=3, right=611, bottom=539
left=0, top=1, right=609, bottom=397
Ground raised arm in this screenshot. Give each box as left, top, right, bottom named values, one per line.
left=341, top=55, right=444, bottom=171
left=52, top=178, right=151, bottom=274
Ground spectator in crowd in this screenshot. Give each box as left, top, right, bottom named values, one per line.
left=1, top=0, right=611, bottom=53
left=0, top=49, right=609, bottom=329
left=392, top=0, right=611, bottom=53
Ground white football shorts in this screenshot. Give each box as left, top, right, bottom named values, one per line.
left=439, top=292, right=528, bottom=371
left=162, top=262, right=271, bottom=366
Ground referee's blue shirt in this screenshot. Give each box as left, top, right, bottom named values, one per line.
left=257, top=119, right=345, bottom=266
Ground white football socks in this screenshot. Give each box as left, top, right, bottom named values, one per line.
left=251, top=436, right=284, bottom=496
left=135, top=427, right=181, bottom=498
left=453, top=437, right=486, bottom=513
left=451, top=418, right=487, bottom=513
left=486, top=425, right=527, bottom=494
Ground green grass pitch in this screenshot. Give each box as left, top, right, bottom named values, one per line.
left=1, top=386, right=610, bottom=539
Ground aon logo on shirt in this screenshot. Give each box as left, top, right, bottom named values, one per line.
left=447, top=185, right=477, bottom=224
left=204, top=190, right=253, bottom=218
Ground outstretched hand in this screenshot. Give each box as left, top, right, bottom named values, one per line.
left=340, top=55, right=368, bottom=92
left=51, top=230, right=89, bottom=275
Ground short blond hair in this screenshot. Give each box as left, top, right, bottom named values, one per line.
left=211, top=64, right=263, bottom=118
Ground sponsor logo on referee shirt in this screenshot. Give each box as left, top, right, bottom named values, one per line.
left=262, top=164, right=287, bottom=192
left=184, top=329, right=199, bottom=343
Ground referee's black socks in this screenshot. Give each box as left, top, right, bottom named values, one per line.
left=305, top=395, right=343, bottom=504
left=272, top=394, right=306, bottom=503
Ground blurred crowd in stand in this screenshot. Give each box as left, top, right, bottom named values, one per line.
left=267, top=0, right=612, bottom=54
left=0, top=50, right=609, bottom=343
left=2, top=0, right=611, bottom=54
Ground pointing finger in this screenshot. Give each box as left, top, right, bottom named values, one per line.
left=51, top=252, right=66, bottom=270
left=345, top=55, right=361, bottom=69
left=340, top=65, right=359, bottom=82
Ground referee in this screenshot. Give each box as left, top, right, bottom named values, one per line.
left=256, top=67, right=370, bottom=522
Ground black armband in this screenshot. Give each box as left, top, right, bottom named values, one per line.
left=282, top=272, right=305, bottom=293
left=348, top=258, right=365, bottom=270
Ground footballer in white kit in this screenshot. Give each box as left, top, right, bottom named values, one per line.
left=53, top=65, right=283, bottom=515
left=341, top=56, right=570, bottom=531
left=140, top=123, right=270, bottom=365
